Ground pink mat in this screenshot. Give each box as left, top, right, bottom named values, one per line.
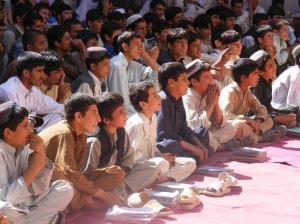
left=66, top=138, right=300, bottom=224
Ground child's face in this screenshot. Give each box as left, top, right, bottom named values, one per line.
left=188, top=39, right=201, bottom=59
left=198, top=70, right=213, bottom=93
left=156, top=28, right=170, bottom=44
left=224, top=17, right=236, bottom=30
left=277, top=24, right=289, bottom=41
left=197, top=26, right=211, bottom=39
left=26, top=66, right=46, bottom=87
left=170, top=38, right=188, bottom=58
left=171, top=72, right=190, bottom=96
left=145, top=87, right=161, bottom=112
left=47, top=67, right=65, bottom=85
left=259, top=31, right=274, bottom=49
left=243, top=69, right=259, bottom=87
left=229, top=39, right=242, bottom=56
left=262, top=58, right=276, bottom=80
left=86, top=38, right=99, bottom=48
left=92, top=58, right=111, bottom=78
left=31, top=35, right=47, bottom=53
left=134, top=21, right=147, bottom=41
left=108, top=105, right=127, bottom=128
left=8, top=116, right=33, bottom=147
left=210, top=15, right=220, bottom=27
left=79, top=104, right=101, bottom=133
left=126, top=37, right=143, bottom=60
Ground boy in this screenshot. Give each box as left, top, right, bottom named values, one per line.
left=183, top=59, right=239, bottom=152
left=0, top=51, right=64, bottom=132
left=39, top=93, right=125, bottom=211
left=107, top=31, right=160, bottom=117
left=101, top=21, right=122, bottom=57
left=72, top=47, right=110, bottom=97
left=84, top=92, right=158, bottom=195
left=219, top=58, right=282, bottom=145
left=126, top=81, right=196, bottom=183
left=250, top=50, right=296, bottom=127
left=0, top=101, right=73, bottom=223
left=156, top=62, right=209, bottom=165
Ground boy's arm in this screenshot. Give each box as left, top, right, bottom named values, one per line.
left=247, top=90, right=268, bottom=121
left=141, top=45, right=160, bottom=71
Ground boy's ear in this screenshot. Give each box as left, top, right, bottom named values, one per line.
left=240, top=74, right=247, bottom=82
left=167, top=42, right=172, bottom=50
left=3, top=128, right=13, bottom=139
left=190, top=78, right=199, bottom=86
left=90, top=63, right=96, bottom=71
left=54, top=40, right=60, bottom=48
left=102, top=117, right=110, bottom=125
left=104, top=34, right=111, bottom=42
left=74, top=111, right=83, bottom=122
left=139, top=101, right=147, bottom=109
left=257, top=37, right=263, bottom=44
left=121, top=43, right=128, bottom=52
left=167, top=78, right=175, bottom=87
left=22, top=69, right=30, bottom=78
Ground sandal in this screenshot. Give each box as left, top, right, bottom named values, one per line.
left=176, top=188, right=201, bottom=210
left=203, top=172, right=238, bottom=197
left=261, top=129, right=281, bottom=142
left=143, top=199, right=173, bottom=217
left=127, top=191, right=151, bottom=208
left=273, top=125, right=287, bottom=137
left=224, top=137, right=242, bottom=151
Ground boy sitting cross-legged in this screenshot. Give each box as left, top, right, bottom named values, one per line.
left=0, top=102, right=73, bottom=224
left=83, top=92, right=159, bottom=197
left=126, top=81, right=196, bottom=183
left=182, top=59, right=241, bottom=152
left=39, top=93, right=126, bottom=211
left=156, top=62, right=209, bottom=165
left=219, top=58, right=284, bottom=145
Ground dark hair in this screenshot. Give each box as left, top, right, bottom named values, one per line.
left=256, top=54, right=272, bottom=72
left=85, top=53, right=110, bottom=71
left=166, top=28, right=187, bottom=45
left=219, top=7, right=237, bottom=21
left=12, top=3, right=32, bottom=24
left=267, top=5, right=285, bottom=18
left=126, top=17, right=146, bottom=31
left=186, top=31, right=200, bottom=45
left=64, top=93, right=97, bottom=122
left=23, top=11, right=43, bottom=30
left=271, top=19, right=289, bottom=31
left=193, top=14, right=211, bottom=29
left=159, top=62, right=187, bottom=90
left=144, top=12, right=159, bottom=25
left=150, top=0, right=166, bottom=10
left=232, top=58, right=258, bottom=83
left=152, top=19, right=170, bottom=34
left=40, top=51, right=63, bottom=75
left=107, top=11, right=125, bottom=21
left=86, top=8, right=105, bottom=25
left=54, top=2, right=71, bottom=16
left=117, top=31, right=142, bottom=52
left=254, top=25, right=273, bottom=43
left=221, top=29, right=241, bottom=45
left=0, top=20, right=5, bottom=27
left=76, top=29, right=98, bottom=45
left=188, top=62, right=211, bottom=87
left=16, top=51, right=45, bottom=78
left=206, top=6, right=221, bottom=17
left=100, top=20, right=122, bottom=43
left=22, top=29, right=45, bottom=51
left=294, top=27, right=300, bottom=38
left=129, top=81, right=154, bottom=112
left=63, top=18, right=81, bottom=29
left=0, top=104, right=29, bottom=139
left=272, top=0, right=285, bottom=6
left=96, top=92, right=124, bottom=121
left=231, top=0, right=243, bottom=7
left=253, top=13, right=269, bottom=26
left=47, top=25, right=69, bottom=49
left=34, top=2, right=50, bottom=12
left=177, top=19, right=193, bottom=30
left=164, top=6, right=182, bottom=23
left=211, top=28, right=226, bottom=48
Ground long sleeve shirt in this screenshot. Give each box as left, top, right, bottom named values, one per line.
left=183, top=88, right=227, bottom=129
left=0, top=140, right=53, bottom=207
left=156, top=90, right=195, bottom=143
left=39, top=120, right=99, bottom=196
left=271, top=65, right=300, bottom=108
left=274, top=34, right=288, bottom=66
left=219, top=82, right=268, bottom=121
left=125, top=113, right=159, bottom=163
left=106, top=52, right=158, bottom=116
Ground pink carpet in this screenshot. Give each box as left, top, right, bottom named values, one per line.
left=66, top=137, right=300, bottom=224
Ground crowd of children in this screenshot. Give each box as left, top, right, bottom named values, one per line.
left=0, top=0, right=300, bottom=223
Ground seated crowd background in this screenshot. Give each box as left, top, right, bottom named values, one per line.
left=0, top=0, right=300, bottom=223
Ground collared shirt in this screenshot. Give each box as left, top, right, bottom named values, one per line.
left=157, top=50, right=185, bottom=65
left=0, top=140, right=53, bottom=207
left=274, top=34, right=289, bottom=66
left=0, top=77, right=64, bottom=128
left=183, top=88, right=226, bottom=129
left=106, top=52, right=158, bottom=117
left=271, top=65, right=300, bottom=108
left=235, top=10, right=250, bottom=34
left=126, top=112, right=159, bottom=162
left=40, top=83, right=59, bottom=101
left=156, top=90, right=195, bottom=143
left=75, top=70, right=104, bottom=97
left=219, top=82, right=268, bottom=121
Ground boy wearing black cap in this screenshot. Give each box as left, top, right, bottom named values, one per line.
left=0, top=101, right=73, bottom=224
left=71, top=47, right=110, bottom=97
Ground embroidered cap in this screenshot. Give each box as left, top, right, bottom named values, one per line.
left=185, top=59, right=205, bottom=78
left=249, top=50, right=268, bottom=67
left=0, top=101, right=16, bottom=125
left=86, top=47, right=108, bottom=60
left=126, top=14, right=143, bottom=29
left=292, top=44, right=300, bottom=59
left=29, top=115, right=44, bottom=128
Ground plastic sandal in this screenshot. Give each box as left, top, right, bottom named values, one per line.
left=203, top=172, right=238, bottom=197
left=176, top=188, right=201, bottom=210
left=127, top=191, right=151, bottom=208
left=143, top=199, right=173, bottom=217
